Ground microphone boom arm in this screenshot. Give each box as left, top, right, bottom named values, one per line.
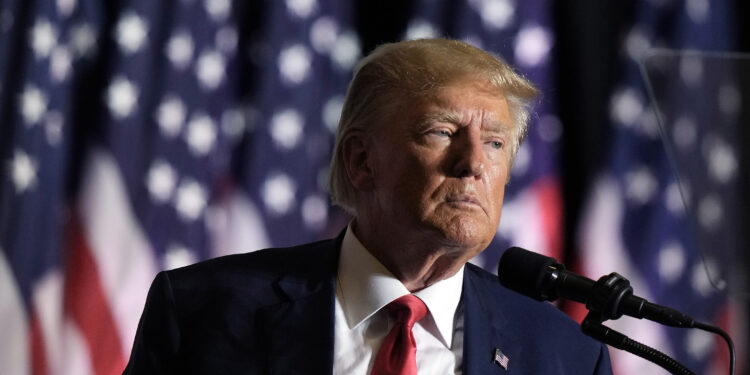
left=581, top=273, right=696, bottom=375
left=581, top=311, right=696, bottom=375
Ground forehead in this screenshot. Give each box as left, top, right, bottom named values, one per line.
left=416, top=81, right=512, bottom=130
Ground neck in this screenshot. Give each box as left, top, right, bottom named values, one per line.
left=352, top=219, right=473, bottom=292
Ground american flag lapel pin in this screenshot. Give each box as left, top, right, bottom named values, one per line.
left=493, top=348, right=509, bottom=370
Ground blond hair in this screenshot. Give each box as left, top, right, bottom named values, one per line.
left=328, top=38, right=539, bottom=214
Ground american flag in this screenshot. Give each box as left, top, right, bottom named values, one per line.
left=577, top=1, right=745, bottom=374
left=0, top=0, right=359, bottom=373
left=3, top=0, right=742, bottom=374
left=0, top=0, right=562, bottom=373
left=2, top=0, right=562, bottom=370
left=494, top=347, right=510, bottom=370
left=405, top=0, right=563, bottom=269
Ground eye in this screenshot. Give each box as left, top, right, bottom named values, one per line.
left=489, top=141, right=503, bottom=149
left=429, top=129, right=452, bottom=138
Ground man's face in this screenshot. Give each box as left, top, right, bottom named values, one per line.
left=366, top=80, right=514, bottom=257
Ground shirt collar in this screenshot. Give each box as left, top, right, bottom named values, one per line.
left=337, top=224, right=464, bottom=347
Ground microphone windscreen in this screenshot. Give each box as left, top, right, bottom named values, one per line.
left=497, top=247, right=560, bottom=301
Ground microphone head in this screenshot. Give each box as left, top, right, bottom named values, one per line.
left=497, top=247, right=564, bottom=302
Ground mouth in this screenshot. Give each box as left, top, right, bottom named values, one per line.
left=445, top=195, right=482, bottom=208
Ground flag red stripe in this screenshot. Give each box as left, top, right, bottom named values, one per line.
left=30, top=310, right=48, bottom=375
left=64, top=214, right=126, bottom=375
left=713, top=303, right=739, bottom=375
left=536, top=177, right=563, bottom=259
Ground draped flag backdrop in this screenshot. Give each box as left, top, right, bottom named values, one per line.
left=0, top=0, right=745, bottom=374
left=576, top=1, right=746, bottom=374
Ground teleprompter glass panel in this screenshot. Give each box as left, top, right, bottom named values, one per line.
left=640, top=50, right=750, bottom=297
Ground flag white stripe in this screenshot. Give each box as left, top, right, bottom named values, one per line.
left=0, top=251, right=30, bottom=375
left=33, top=270, right=64, bottom=374
left=32, top=270, right=97, bottom=375
left=207, top=191, right=270, bottom=258
left=60, top=320, right=95, bottom=375
left=579, top=176, right=671, bottom=374
left=79, top=149, right=159, bottom=357
left=498, top=188, right=552, bottom=256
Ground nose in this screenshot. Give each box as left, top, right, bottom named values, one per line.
left=450, top=131, right=485, bottom=178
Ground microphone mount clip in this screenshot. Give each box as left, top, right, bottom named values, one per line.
left=586, top=272, right=633, bottom=321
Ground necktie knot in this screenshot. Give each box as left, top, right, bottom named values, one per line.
left=387, top=295, right=427, bottom=326
left=371, top=295, right=427, bottom=375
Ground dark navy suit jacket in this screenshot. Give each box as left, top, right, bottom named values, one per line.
left=123, top=233, right=612, bottom=374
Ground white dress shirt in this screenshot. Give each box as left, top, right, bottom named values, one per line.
left=333, top=225, right=465, bottom=375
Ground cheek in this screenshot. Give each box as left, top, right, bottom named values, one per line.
left=378, top=159, right=435, bottom=208
left=397, top=160, right=448, bottom=216
left=401, top=152, right=445, bottom=187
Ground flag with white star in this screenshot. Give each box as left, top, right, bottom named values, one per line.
left=0, top=0, right=103, bottom=373
left=404, top=0, right=562, bottom=269
left=237, top=0, right=359, bottom=248
left=577, top=1, right=743, bottom=374
left=0, top=0, right=358, bottom=373
left=3, top=0, right=744, bottom=373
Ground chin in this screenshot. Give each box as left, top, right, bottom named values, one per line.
left=432, top=215, right=494, bottom=249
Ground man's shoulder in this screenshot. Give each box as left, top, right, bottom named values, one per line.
left=162, top=236, right=341, bottom=292
left=465, top=262, right=592, bottom=338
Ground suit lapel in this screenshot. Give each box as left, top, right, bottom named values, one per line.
left=462, top=268, right=523, bottom=375
left=261, top=280, right=336, bottom=374
left=255, top=236, right=526, bottom=374
left=258, top=234, right=343, bottom=375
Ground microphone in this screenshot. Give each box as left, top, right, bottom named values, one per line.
left=497, top=247, right=695, bottom=327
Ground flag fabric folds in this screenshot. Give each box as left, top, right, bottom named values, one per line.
left=0, top=0, right=358, bottom=373
left=577, top=1, right=744, bottom=374
left=0, top=0, right=744, bottom=374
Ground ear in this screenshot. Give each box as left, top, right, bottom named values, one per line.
left=341, top=132, right=375, bottom=191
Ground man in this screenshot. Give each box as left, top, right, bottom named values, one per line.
left=124, top=38, right=612, bottom=374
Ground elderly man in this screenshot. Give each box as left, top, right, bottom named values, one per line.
left=124, top=39, right=612, bottom=374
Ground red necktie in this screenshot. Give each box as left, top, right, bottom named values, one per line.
left=371, top=295, right=428, bottom=375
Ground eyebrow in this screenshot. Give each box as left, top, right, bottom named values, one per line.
left=418, top=108, right=510, bottom=135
